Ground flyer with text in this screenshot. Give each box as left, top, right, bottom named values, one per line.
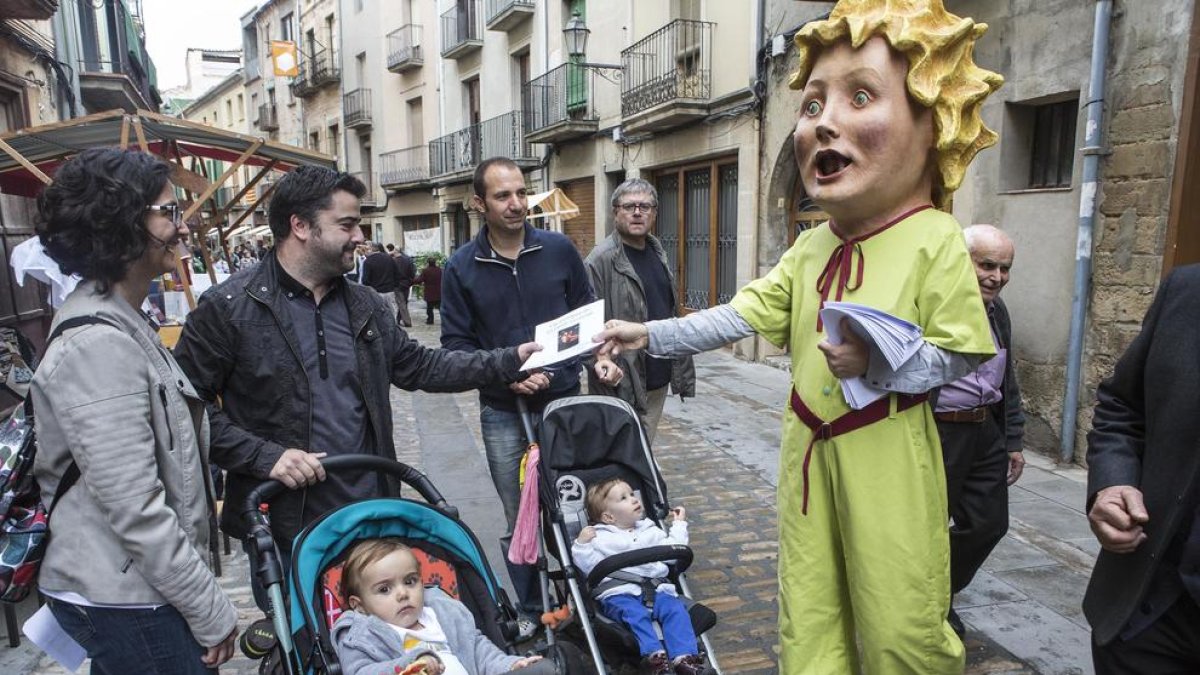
left=520, top=299, right=605, bottom=371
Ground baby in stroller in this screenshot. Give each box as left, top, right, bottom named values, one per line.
left=571, top=478, right=712, bottom=675
left=332, top=538, right=554, bottom=675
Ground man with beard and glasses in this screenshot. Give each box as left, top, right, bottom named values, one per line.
left=595, top=1, right=1003, bottom=671
left=174, top=166, right=540, bottom=616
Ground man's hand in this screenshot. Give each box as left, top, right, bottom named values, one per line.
left=511, top=656, right=545, bottom=670
left=269, top=449, right=328, bottom=489
left=1007, top=451, right=1026, bottom=486
left=593, top=355, right=623, bottom=386
left=817, top=319, right=869, bottom=379
left=1088, top=485, right=1149, bottom=553
left=516, top=341, right=542, bottom=364
left=594, top=320, right=648, bottom=357
left=201, top=628, right=237, bottom=667
left=509, top=372, right=551, bottom=395
left=670, top=506, right=687, bottom=522
left=577, top=526, right=596, bottom=544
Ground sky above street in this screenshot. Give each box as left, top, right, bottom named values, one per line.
left=141, top=0, right=255, bottom=91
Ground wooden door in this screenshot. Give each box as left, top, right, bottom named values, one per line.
left=560, top=178, right=595, bottom=256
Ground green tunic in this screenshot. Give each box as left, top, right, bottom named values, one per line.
left=731, top=208, right=994, bottom=674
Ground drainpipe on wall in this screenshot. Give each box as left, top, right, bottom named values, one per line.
left=1060, top=0, right=1114, bottom=464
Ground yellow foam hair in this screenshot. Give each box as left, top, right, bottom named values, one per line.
left=790, top=0, right=1004, bottom=207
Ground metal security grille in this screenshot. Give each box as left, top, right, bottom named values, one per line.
left=684, top=169, right=711, bottom=310
left=716, top=165, right=738, bottom=304
left=657, top=175, right=680, bottom=276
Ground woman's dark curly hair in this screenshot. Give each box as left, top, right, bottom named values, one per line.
left=36, top=148, right=172, bottom=294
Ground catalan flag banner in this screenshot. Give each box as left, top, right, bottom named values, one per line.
left=271, top=40, right=298, bottom=77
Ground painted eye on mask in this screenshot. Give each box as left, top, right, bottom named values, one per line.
left=803, top=100, right=822, bottom=116
left=852, top=91, right=870, bottom=107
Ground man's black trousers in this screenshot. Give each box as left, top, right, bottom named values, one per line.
left=939, top=413, right=1009, bottom=594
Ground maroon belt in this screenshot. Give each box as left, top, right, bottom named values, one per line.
left=789, top=388, right=928, bottom=514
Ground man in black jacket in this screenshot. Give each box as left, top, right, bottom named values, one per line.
left=1085, top=264, right=1200, bottom=673
left=174, top=167, right=537, bottom=582
left=389, top=243, right=416, bottom=327
left=932, top=224, right=1025, bottom=637
left=360, top=241, right=399, bottom=321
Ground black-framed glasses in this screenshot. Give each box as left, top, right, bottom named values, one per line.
left=146, top=203, right=182, bottom=223
left=618, top=202, right=656, bottom=213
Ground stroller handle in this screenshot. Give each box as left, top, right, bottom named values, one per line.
left=584, top=544, right=694, bottom=590
left=240, top=454, right=457, bottom=520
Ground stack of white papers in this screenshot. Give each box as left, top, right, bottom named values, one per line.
left=819, top=301, right=924, bottom=409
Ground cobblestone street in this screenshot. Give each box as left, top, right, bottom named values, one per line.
left=7, top=304, right=1097, bottom=674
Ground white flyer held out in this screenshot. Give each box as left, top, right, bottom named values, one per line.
left=520, top=299, right=605, bottom=371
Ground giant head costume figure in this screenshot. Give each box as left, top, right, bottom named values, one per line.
left=790, top=0, right=1003, bottom=220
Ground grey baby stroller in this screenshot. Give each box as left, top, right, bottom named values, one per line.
left=529, top=395, right=721, bottom=674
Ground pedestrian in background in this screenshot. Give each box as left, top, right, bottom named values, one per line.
left=585, top=178, right=694, bottom=443
left=413, top=256, right=442, bottom=326
left=1084, top=263, right=1200, bottom=673
left=32, top=148, right=238, bottom=673
left=931, top=224, right=1026, bottom=637
left=390, top=243, right=416, bottom=328
left=360, top=241, right=399, bottom=322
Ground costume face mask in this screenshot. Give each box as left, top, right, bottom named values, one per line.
left=793, top=37, right=935, bottom=225
left=790, top=0, right=1004, bottom=209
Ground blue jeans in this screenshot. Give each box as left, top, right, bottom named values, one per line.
left=480, top=405, right=540, bottom=614
left=600, top=592, right=697, bottom=659
left=46, top=597, right=214, bottom=675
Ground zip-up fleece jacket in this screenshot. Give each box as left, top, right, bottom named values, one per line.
left=32, top=281, right=237, bottom=647
left=441, top=223, right=594, bottom=413
left=331, top=588, right=525, bottom=675
left=174, top=251, right=524, bottom=543
left=571, top=518, right=689, bottom=600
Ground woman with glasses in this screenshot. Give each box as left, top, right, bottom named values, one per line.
left=31, top=148, right=238, bottom=673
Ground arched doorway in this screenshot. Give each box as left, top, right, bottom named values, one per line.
left=789, top=177, right=828, bottom=244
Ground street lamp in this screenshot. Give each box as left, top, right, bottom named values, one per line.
left=563, top=12, right=590, bottom=59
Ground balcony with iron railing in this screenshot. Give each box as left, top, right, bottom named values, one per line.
left=380, top=146, right=432, bottom=190
left=350, top=171, right=380, bottom=208
left=620, top=19, right=714, bottom=133
left=387, top=24, right=424, bottom=73
left=77, top=0, right=160, bottom=111
left=524, top=63, right=618, bottom=144
left=344, top=89, right=373, bottom=129
left=485, top=0, right=534, bottom=31
left=441, top=0, right=482, bottom=59
left=256, top=103, right=279, bottom=131
left=291, top=49, right=340, bottom=98
left=429, top=110, right=537, bottom=183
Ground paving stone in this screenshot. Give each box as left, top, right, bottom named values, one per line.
left=959, top=601, right=1095, bottom=675
left=993, top=565, right=1091, bottom=629
left=982, top=533, right=1060, bottom=573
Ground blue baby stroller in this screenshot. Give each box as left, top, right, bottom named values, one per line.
left=239, top=455, right=584, bottom=674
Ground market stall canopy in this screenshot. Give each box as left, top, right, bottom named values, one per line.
left=0, top=109, right=335, bottom=197
left=527, top=188, right=580, bottom=220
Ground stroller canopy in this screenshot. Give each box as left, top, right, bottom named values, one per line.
left=288, top=499, right=501, bottom=631
left=539, top=396, right=669, bottom=513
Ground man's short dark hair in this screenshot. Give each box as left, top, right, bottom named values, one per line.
left=268, top=165, right=366, bottom=240
left=36, top=148, right=172, bottom=294
left=386, top=243, right=395, bottom=252
left=472, top=157, right=521, bottom=200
